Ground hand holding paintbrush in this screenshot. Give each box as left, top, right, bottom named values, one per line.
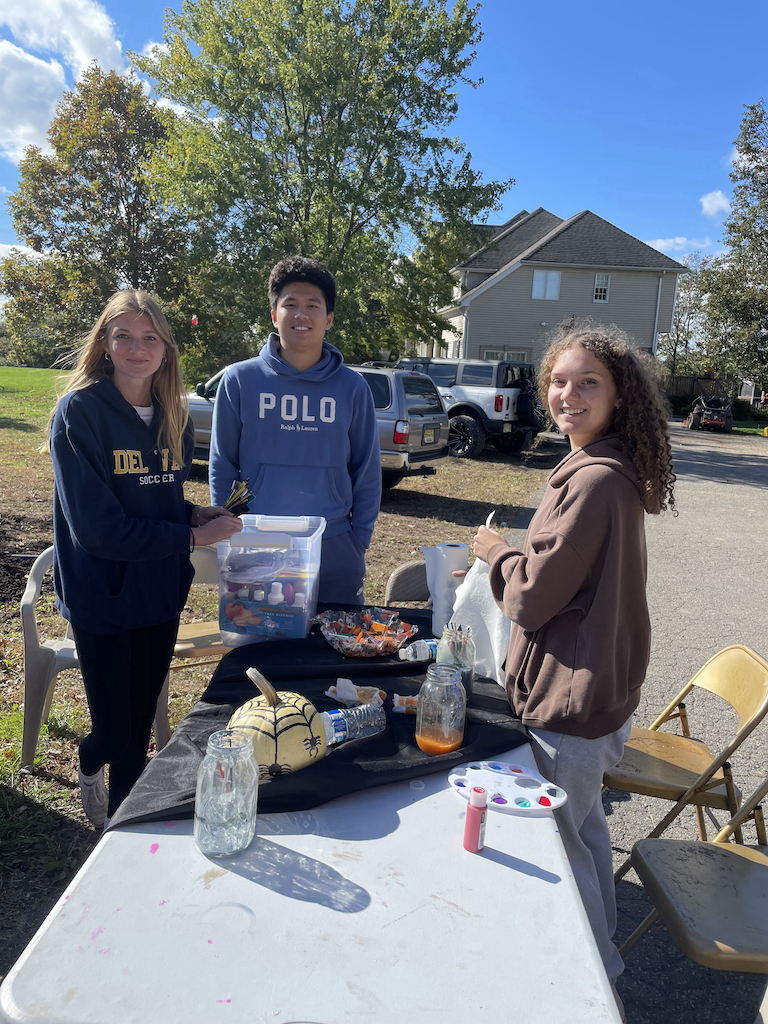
left=223, top=478, right=254, bottom=517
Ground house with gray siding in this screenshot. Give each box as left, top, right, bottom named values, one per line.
left=432, top=208, right=686, bottom=366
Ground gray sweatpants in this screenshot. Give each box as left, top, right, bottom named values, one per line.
left=528, top=715, right=633, bottom=980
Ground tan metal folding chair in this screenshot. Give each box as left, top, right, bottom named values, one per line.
left=604, top=644, right=768, bottom=881
left=619, top=771, right=768, bottom=969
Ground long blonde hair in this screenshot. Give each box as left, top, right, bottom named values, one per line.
left=539, top=323, right=676, bottom=515
left=44, top=290, right=189, bottom=467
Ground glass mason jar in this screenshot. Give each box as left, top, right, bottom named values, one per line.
left=415, top=664, right=466, bottom=756
left=436, top=623, right=476, bottom=694
left=194, top=728, right=259, bottom=857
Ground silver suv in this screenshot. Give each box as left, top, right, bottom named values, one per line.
left=187, top=365, right=449, bottom=490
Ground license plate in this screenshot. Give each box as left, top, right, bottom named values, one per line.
left=423, top=427, right=435, bottom=444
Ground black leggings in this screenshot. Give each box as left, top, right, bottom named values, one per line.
left=73, top=617, right=179, bottom=816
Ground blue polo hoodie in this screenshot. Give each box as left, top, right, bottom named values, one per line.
left=210, top=335, right=381, bottom=546
left=50, top=377, right=194, bottom=633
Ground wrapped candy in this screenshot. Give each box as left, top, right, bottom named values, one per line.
left=314, top=608, right=417, bottom=658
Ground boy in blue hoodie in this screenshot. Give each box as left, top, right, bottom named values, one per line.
left=210, top=256, right=381, bottom=604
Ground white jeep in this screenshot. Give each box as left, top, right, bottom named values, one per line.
left=394, top=358, right=545, bottom=459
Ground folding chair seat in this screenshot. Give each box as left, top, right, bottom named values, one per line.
left=604, top=644, right=768, bottom=881
left=21, top=547, right=169, bottom=766
left=619, top=773, right=768, bottom=970
left=384, top=559, right=430, bottom=607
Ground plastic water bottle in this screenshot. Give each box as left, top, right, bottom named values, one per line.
left=320, top=705, right=387, bottom=746
left=398, top=638, right=439, bottom=662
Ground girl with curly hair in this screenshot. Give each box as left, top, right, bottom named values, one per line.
left=46, top=290, right=243, bottom=828
left=467, top=323, right=674, bottom=1003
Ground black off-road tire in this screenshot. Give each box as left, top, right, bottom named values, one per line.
left=492, top=431, right=530, bottom=455
left=448, top=415, right=486, bottom=459
left=688, top=413, right=701, bottom=430
left=517, top=385, right=547, bottom=431
left=724, top=414, right=734, bottom=432
left=381, top=470, right=405, bottom=489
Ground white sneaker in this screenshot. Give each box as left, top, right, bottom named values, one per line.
left=78, top=766, right=108, bottom=828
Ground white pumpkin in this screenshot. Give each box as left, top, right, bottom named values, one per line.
left=228, top=668, right=327, bottom=779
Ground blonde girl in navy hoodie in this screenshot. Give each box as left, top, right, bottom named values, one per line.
left=468, top=324, right=675, bottom=1012
left=47, top=290, right=242, bottom=828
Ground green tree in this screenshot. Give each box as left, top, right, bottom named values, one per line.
left=0, top=65, right=207, bottom=369
left=701, top=99, right=768, bottom=386
left=656, top=253, right=711, bottom=380
left=135, top=0, right=510, bottom=360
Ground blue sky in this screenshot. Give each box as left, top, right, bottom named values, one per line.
left=0, top=0, right=766, bottom=265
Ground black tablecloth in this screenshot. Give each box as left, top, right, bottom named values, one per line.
left=110, top=609, right=528, bottom=828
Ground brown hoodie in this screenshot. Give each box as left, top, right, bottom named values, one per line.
left=488, top=435, right=649, bottom=739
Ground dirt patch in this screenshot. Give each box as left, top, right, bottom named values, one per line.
left=0, top=511, right=54, bottom=612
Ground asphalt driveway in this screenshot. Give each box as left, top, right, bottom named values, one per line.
left=611, top=422, right=768, bottom=1024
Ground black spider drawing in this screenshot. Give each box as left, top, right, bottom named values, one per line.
left=261, top=762, right=292, bottom=778
left=302, top=732, right=323, bottom=759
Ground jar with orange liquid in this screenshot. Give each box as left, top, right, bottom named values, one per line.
left=415, top=665, right=466, bottom=756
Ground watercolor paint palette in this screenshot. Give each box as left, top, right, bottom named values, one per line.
left=448, top=761, right=568, bottom=815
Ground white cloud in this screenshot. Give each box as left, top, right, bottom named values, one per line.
left=157, top=96, right=187, bottom=118
left=0, top=241, right=44, bottom=260
left=0, top=0, right=124, bottom=77
left=645, top=236, right=712, bottom=253
left=700, top=190, right=730, bottom=218
left=0, top=41, right=65, bottom=162
left=141, top=40, right=169, bottom=58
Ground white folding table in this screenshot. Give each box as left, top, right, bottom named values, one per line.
left=0, top=744, right=620, bottom=1024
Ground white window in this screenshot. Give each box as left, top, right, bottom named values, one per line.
left=483, top=350, right=528, bottom=362
left=532, top=270, right=560, bottom=300
left=594, top=273, right=610, bottom=302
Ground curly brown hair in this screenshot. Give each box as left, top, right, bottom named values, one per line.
left=538, top=322, right=676, bottom=515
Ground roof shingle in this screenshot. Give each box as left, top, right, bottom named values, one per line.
left=459, top=208, right=563, bottom=271
left=522, top=210, right=686, bottom=271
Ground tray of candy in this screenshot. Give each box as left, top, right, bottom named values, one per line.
left=314, top=608, right=418, bottom=658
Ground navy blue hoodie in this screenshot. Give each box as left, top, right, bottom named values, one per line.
left=50, top=378, right=194, bottom=634
left=210, top=334, right=381, bottom=546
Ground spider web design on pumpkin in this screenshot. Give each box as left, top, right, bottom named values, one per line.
left=232, top=695, right=324, bottom=778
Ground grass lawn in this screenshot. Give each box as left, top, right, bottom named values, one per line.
left=0, top=363, right=558, bottom=976
left=732, top=418, right=768, bottom=436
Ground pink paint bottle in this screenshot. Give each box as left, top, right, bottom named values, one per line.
left=463, top=785, right=487, bottom=853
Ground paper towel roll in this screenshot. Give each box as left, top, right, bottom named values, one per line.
left=419, top=542, right=469, bottom=637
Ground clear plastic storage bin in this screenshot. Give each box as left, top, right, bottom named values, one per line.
left=217, top=515, right=326, bottom=648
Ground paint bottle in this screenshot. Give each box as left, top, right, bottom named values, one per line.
left=463, top=785, right=487, bottom=853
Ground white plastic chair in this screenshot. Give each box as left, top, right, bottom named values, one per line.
left=20, top=546, right=170, bottom=766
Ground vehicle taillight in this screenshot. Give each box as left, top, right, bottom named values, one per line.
left=494, top=394, right=503, bottom=412
left=394, top=420, right=410, bottom=444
